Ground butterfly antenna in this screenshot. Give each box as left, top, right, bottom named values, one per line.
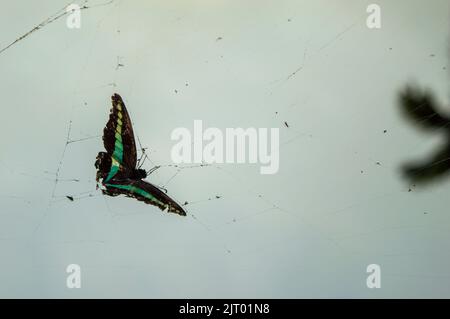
left=137, top=136, right=145, bottom=152
left=137, top=152, right=145, bottom=168
left=138, top=153, right=150, bottom=169
left=136, top=134, right=158, bottom=170
left=146, top=165, right=161, bottom=176
left=136, top=135, right=149, bottom=168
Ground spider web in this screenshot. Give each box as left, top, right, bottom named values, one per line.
left=1, top=0, right=450, bottom=298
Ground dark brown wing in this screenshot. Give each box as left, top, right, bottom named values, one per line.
left=103, top=93, right=138, bottom=170
left=103, top=179, right=186, bottom=216
left=399, top=86, right=450, bottom=130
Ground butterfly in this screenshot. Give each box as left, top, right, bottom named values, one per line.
left=95, top=93, right=186, bottom=216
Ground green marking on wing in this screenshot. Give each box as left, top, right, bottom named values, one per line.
left=105, top=158, right=120, bottom=183
left=104, top=108, right=124, bottom=182
left=105, top=183, right=167, bottom=207
left=113, top=134, right=123, bottom=161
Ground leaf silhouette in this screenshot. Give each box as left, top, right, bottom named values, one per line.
left=399, top=85, right=450, bottom=184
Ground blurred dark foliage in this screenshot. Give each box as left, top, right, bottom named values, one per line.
left=399, top=85, right=450, bottom=185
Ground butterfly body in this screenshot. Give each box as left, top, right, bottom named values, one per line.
left=95, top=94, right=186, bottom=216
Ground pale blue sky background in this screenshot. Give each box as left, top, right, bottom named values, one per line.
left=0, top=0, right=449, bottom=298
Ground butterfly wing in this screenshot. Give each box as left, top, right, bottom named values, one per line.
left=100, top=93, right=138, bottom=182
left=103, top=179, right=187, bottom=216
